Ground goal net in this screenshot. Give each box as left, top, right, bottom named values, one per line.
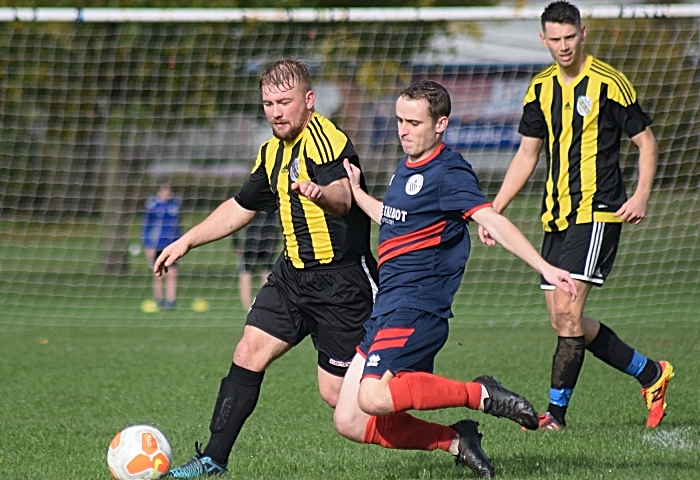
left=0, top=6, right=698, bottom=327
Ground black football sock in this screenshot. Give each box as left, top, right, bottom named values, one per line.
left=586, top=323, right=658, bottom=387
left=547, top=404, right=567, bottom=426
left=203, top=363, right=265, bottom=466
left=548, top=336, right=585, bottom=427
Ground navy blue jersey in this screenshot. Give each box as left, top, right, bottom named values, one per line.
left=142, top=196, right=182, bottom=251
left=373, top=143, right=491, bottom=319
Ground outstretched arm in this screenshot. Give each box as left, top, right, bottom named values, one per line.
left=154, top=198, right=257, bottom=277
left=343, top=159, right=383, bottom=224
left=615, top=127, right=657, bottom=224
left=472, top=206, right=577, bottom=300
left=479, top=136, right=542, bottom=246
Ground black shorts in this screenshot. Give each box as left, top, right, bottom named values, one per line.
left=541, top=221, right=621, bottom=289
left=246, top=254, right=378, bottom=376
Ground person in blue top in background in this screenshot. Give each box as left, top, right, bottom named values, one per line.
left=143, top=182, right=182, bottom=310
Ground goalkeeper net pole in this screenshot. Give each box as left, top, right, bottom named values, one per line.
left=0, top=6, right=698, bottom=326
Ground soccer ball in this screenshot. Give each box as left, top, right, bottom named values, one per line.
left=107, top=424, right=172, bottom=480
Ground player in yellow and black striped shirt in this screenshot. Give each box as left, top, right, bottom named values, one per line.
left=155, top=59, right=378, bottom=477
left=479, top=1, right=672, bottom=432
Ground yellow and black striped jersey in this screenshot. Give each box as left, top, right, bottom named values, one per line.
left=235, top=112, right=372, bottom=269
left=519, top=55, right=652, bottom=232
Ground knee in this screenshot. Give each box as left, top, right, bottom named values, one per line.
left=550, top=304, right=582, bottom=335
left=357, top=388, right=392, bottom=416
left=320, top=385, right=339, bottom=408
left=232, top=338, right=253, bottom=365
left=232, top=336, right=268, bottom=371
left=333, top=406, right=366, bottom=442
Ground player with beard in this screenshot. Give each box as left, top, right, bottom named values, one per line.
left=156, top=58, right=378, bottom=478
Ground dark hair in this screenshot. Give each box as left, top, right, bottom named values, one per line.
left=541, top=1, right=581, bottom=31
left=259, top=58, right=312, bottom=93
left=399, top=80, right=451, bottom=122
left=155, top=176, right=172, bottom=189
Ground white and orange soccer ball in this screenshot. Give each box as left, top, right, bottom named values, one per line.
left=107, top=424, right=172, bottom=480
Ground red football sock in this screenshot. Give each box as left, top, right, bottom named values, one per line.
left=362, top=412, right=456, bottom=452
left=389, top=372, right=482, bottom=412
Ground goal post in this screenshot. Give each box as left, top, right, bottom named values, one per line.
left=0, top=6, right=698, bottom=326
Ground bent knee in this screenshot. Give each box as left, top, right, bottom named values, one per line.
left=232, top=338, right=254, bottom=366
left=550, top=308, right=583, bottom=336
left=320, top=387, right=339, bottom=408
left=333, top=410, right=361, bottom=441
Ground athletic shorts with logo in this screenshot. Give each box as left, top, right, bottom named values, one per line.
left=246, top=254, right=378, bottom=377
left=540, top=221, right=622, bottom=289
left=357, top=308, right=449, bottom=380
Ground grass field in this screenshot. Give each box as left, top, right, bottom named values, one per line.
left=0, top=191, right=698, bottom=479
left=1, top=317, right=699, bottom=479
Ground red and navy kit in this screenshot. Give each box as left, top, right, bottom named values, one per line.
left=372, top=143, right=492, bottom=319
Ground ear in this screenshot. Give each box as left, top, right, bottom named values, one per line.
left=580, top=25, right=587, bottom=43
left=306, top=90, right=315, bottom=110
left=435, top=116, right=449, bottom=134
left=540, top=32, right=547, bottom=48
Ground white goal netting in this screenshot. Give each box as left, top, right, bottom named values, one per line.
left=0, top=6, right=698, bottom=327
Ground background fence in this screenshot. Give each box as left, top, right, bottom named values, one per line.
left=0, top=6, right=698, bottom=326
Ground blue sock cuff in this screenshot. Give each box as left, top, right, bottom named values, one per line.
left=549, top=387, right=573, bottom=407
left=624, top=351, right=648, bottom=377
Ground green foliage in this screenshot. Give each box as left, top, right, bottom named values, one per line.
left=0, top=19, right=440, bottom=218
left=584, top=18, right=700, bottom=187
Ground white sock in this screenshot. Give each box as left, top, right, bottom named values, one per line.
left=479, top=384, right=489, bottom=410
left=449, top=435, right=460, bottom=455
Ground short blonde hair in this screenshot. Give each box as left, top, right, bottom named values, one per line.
left=259, top=58, right=312, bottom=93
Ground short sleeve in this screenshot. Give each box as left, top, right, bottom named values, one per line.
left=235, top=161, right=277, bottom=212
left=609, top=100, right=652, bottom=138
left=518, top=100, right=547, bottom=139
left=439, top=164, right=491, bottom=219
left=308, top=140, right=358, bottom=187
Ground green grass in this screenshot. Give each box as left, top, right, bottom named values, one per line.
left=1, top=320, right=698, bottom=479
left=0, top=190, right=698, bottom=478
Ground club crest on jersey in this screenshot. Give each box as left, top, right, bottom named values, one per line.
left=576, top=96, right=592, bottom=116
left=405, top=174, right=423, bottom=196
left=289, top=157, right=300, bottom=182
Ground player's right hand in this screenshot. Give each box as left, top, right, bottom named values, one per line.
left=542, top=265, right=578, bottom=302
left=153, top=240, right=188, bottom=277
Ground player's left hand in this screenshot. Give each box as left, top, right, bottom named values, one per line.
left=614, top=193, right=649, bottom=224
left=291, top=180, right=323, bottom=201
left=477, top=224, right=498, bottom=247
left=542, top=266, right=578, bottom=301
left=343, top=158, right=362, bottom=191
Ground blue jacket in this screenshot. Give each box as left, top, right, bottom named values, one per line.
left=142, top=196, right=182, bottom=251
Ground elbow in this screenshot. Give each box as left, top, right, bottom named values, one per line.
left=338, top=197, right=352, bottom=216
